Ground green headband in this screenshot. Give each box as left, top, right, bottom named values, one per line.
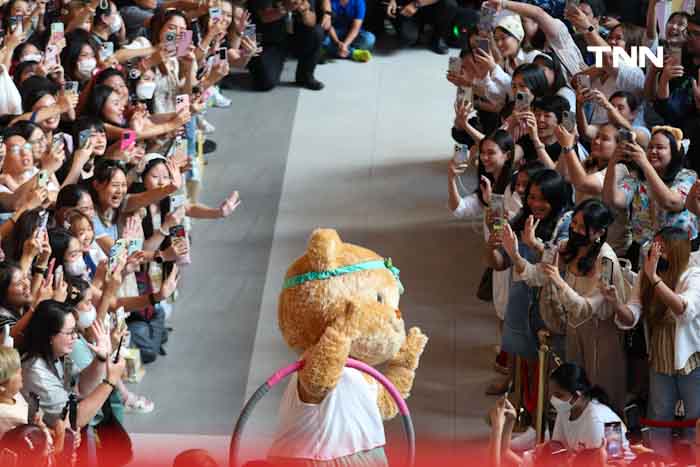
left=282, top=258, right=404, bottom=294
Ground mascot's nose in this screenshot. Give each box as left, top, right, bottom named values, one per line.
left=395, top=308, right=402, bottom=319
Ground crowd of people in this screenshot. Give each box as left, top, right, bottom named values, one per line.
left=446, top=0, right=700, bottom=465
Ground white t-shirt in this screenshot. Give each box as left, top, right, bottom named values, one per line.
left=0, top=393, right=28, bottom=437
left=552, top=399, right=631, bottom=454
left=268, top=367, right=386, bottom=461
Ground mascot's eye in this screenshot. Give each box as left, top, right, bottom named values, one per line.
left=376, top=293, right=383, bottom=304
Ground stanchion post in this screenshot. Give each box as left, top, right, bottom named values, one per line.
left=535, top=342, right=549, bottom=444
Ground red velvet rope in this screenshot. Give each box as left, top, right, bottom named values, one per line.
left=640, top=417, right=698, bottom=428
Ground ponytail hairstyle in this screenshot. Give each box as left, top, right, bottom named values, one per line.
left=550, top=362, right=610, bottom=408
left=476, top=130, right=515, bottom=206
left=560, top=199, right=614, bottom=275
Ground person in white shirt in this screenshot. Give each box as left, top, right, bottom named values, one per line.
left=488, top=362, right=631, bottom=467
left=604, top=226, right=700, bottom=458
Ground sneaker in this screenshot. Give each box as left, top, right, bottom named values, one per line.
left=431, top=36, right=449, bottom=55
left=351, top=49, right=372, bottom=62
left=124, top=392, right=155, bottom=414
left=213, top=87, right=232, bottom=108
left=198, top=116, right=216, bottom=135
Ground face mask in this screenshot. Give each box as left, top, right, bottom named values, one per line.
left=657, top=257, right=670, bottom=273
left=65, top=256, right=88, bottom=277
left=550, top=395, right=573, bottom=413
left=568, top=230, right=589, bottom=249
left=21, top=54, right=42, bottom=63
left=77, top=58, right=97, bottom=77
left=77, top=305, right=97, bottom=330
left=136, top=82, right=156, bottom=100
left=110, top=15, right=122, bottom=34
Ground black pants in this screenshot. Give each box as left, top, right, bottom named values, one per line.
left=248, top=24, right=324, bottom=91
left=391, top=0, right=458, bottom=46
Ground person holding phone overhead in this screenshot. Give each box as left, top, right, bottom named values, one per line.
left=605, top=227, right=700, bottom=457
left=504, top=198, right=629, bottom=413
left=603, top=126, right=697, bottom=270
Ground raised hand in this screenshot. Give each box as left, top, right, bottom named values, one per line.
left=219, top=191, right=241, bottom=217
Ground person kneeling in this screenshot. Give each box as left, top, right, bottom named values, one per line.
left=321, top=0, right=375, bottom=62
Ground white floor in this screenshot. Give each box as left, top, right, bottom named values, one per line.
left=127, top=48, right=501, bottom=466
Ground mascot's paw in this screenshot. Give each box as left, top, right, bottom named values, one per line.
left=390, top=327, right=428, bottom=371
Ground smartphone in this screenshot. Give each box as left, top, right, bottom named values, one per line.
left=218, top=47, right=227, bottom=61
left=44, top=44, right=59, bottom=67
left=453, top=144, right=469, bottom=164
left=243, top=22, right=256, bottom=39
left=562, top=110, right=576, bottom=132
left=54, top=265, right=63, bottom=287
left=127, top=238, right=143, bottom=255
left=176, top=30, right=193, bottom=57
left=514, top=91, right=533, bottom=112
left=113, top=334, right=125, bottom=363
left=601, top=257, right=614, bottom=285
left=478, top=36, right=490, bottom=53
left=462, top=86, right=473, bottom=104
left=108, top=239, right=127, bottom=272
left=120, top=129, right=136, bottom=152
left=668, top=46, right=682, bottom=66
left=37, top=170, right=50, bottom=188
left=175, top=94, right=189, bottom=114
left=576, top=74, right=591, bottom=90
left=448, top=56, right=461, bottom=73
left=27, top=392, right=40, bottom=422
left=604, top=421, right=623, bottom=458
left=490, top=194, right=505, bottom=231
left=50, top=22, right=64, bottom=42
left=99, top=42, right=114, bottom=61
left=209, top=7, right=222, bottom=22
left=78, top=129, right=92, bottom=150
left=64, top=81, right=79, bottom=95
left=542, top=242, right=557, bottom=265
left=9, top=16, right=23, bottom=34
left=479, top=4, right=496, bottom=32
left=616, top=128, right=635, bottom=145
left=170, top=225, right=186, bottom=238
left=164, top=31, right=177, bottom=56
left=169, top=193, right=187, bottom=213
left=37, top=210, right=49, bottom=235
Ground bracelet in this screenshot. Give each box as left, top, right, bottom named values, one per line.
left=101, top=378, right=116, bottom=390
left=534, top=143, right=545, bottom=151
left=31, top=265, right=47, bottom=276
left=560, top=145, right=575, bottom=154
left=652, top=279, right=662, bottom=291
left=96, top=353, right=107, bottom=363
left=323, top=10, right=332, bottom=16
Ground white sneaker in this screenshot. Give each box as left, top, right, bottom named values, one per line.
left=213, top=87, right=232, bottom=108
left=198, top=116, right=216, bottom=134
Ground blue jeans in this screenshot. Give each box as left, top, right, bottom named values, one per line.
left=127, top=305, right=167, bottom=364
left=647, top=366, right=700, bottom=457
left=322, top=28, right=375, bottom=57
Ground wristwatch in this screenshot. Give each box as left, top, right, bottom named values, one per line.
left=561, top=145, right=576, bottom=154
left=587, top=25, right=595, bottom=33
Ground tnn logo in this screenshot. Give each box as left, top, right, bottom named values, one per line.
left=587, top=46, right=664, bottom=68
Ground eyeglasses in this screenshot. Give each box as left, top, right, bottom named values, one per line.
left=28, top=137, right=46, bottom=147
left=57, top=329, right=78, bottom=338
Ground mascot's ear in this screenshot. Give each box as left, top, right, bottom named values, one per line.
left=307, top=229, right=342, bottom=271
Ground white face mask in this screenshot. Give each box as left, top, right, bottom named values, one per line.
left=77, top=58, right=97, bottom=77
left=109, top=15, right=122, bottom=34
left=550, top=395, right=574, bottom=413
left=65, top=256, right=88, bottom=277
left=21, top=53, right=42, bottom=63
left=136, top=82, right=156, bottom=100
left=77, top=305, right=97, bottom=330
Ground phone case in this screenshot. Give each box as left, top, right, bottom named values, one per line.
left=177, top=31, right=193, bottom=57
left=448, top=56, right=461, bottom=73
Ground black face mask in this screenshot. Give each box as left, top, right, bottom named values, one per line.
left=568, top=230, right=588, bottom=249
left=657, top=257, right=670, bottom=273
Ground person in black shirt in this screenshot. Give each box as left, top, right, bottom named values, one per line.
left=385, top=0, right=458, bottom=54
left=248, top=0, right=325, bottom=91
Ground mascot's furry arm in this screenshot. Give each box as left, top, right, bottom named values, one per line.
left=374, top=327, right=428, bottom=420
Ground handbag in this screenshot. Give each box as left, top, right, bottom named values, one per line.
left=476, top=267, right=494, bottom=302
